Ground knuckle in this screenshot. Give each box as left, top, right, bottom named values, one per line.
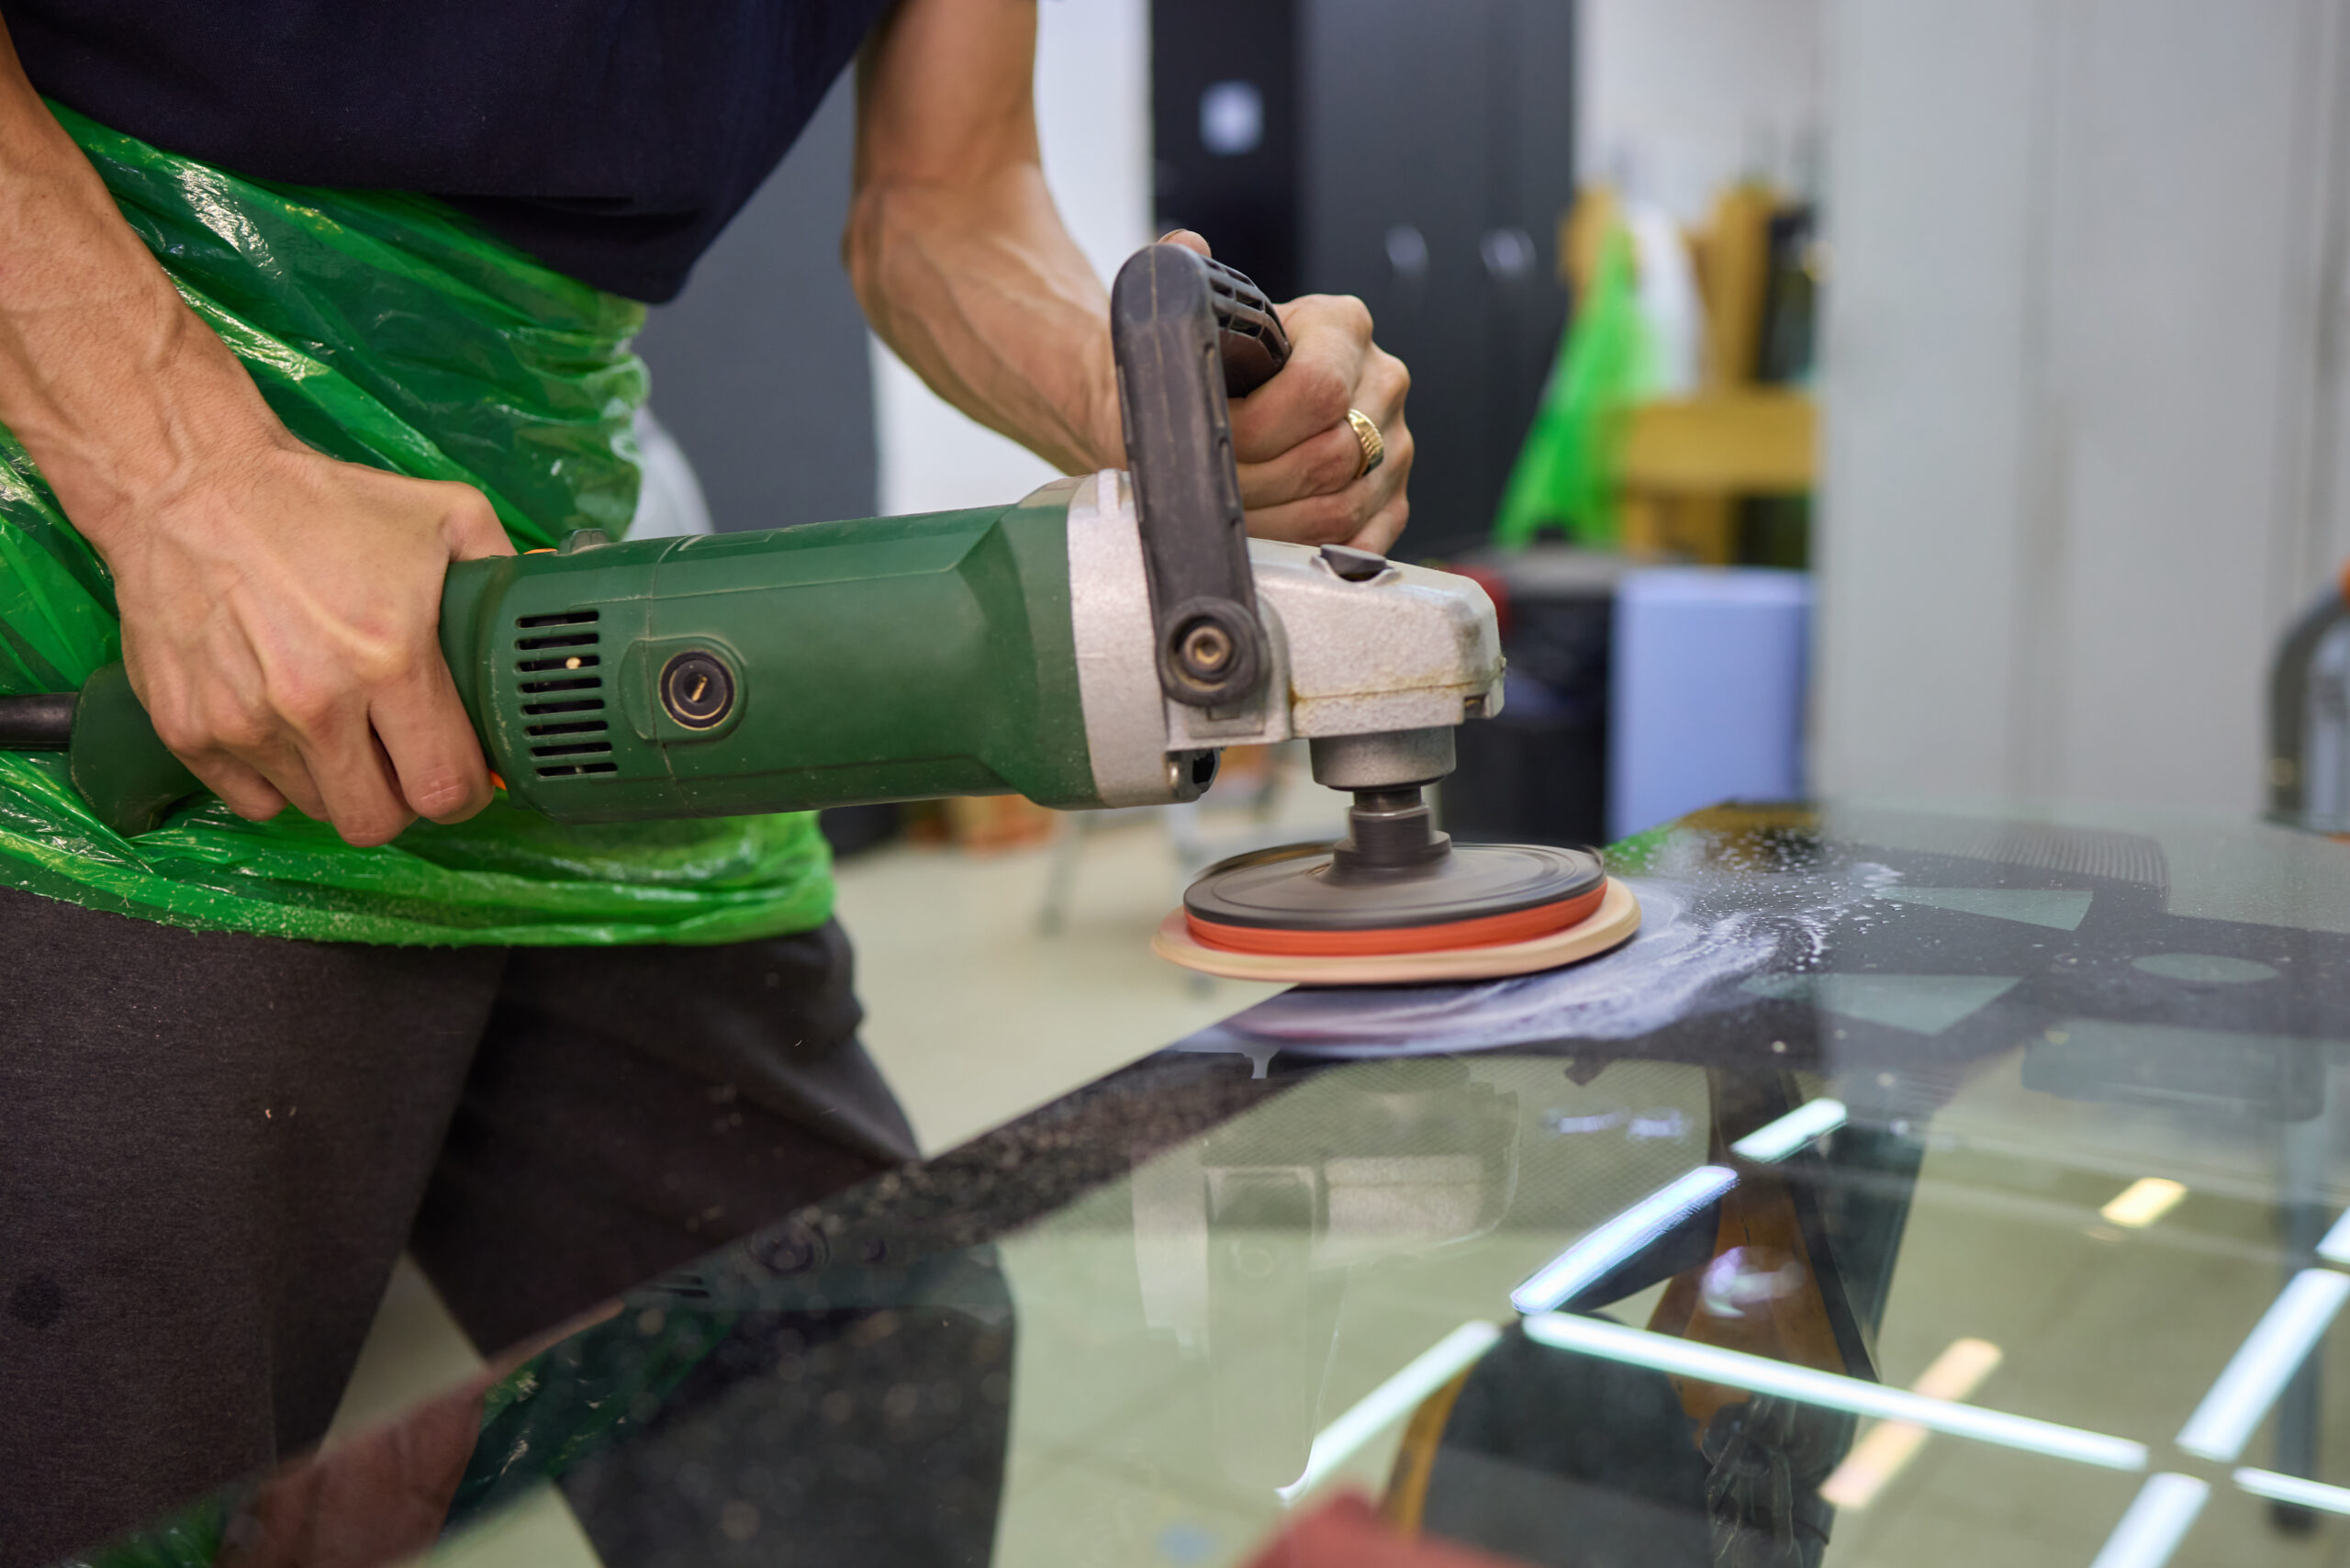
left=207, top=710, right=274, bottom=755
left=351, top=639, right=417, bottom=690
left=1300, top=496, right=1358, bottom=544
left=1340, top=293, right=1374, bottom=337
left=149, top=708, right=207, bottom=758
left=1384, top=353, right=1411, bottom=403
left=1303, top=365, right=1353, bottom=428
left=408, top=771, right=483, bottom=823
left=272, top=679, right=339, bottom=733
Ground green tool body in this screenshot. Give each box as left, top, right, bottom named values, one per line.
left=48, top=482, right=1138, bottom=837
left=445, top=492, right=1098, bottom=822
left=3, top=246, right=1508, bottom=842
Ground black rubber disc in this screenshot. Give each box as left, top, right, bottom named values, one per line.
left=1183, top=841, right=1606, bottom=933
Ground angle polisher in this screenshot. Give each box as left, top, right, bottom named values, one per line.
left=0, top=243, right=1635, bottom=980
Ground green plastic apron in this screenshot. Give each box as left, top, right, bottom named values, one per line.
left=0, top=106, right=832, bottom=946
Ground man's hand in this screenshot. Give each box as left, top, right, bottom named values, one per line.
left=1162, top=230, right=1411, bottom=554
left=0, top=17, right=505, bottom=846
left=849, top=0, right=1415, bottom=554
left=97, top=438, right=510, bottom=847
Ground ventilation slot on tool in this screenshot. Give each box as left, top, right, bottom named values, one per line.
left=512, top=609, right=616, bottom=778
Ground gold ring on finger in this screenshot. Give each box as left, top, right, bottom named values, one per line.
left=1346, top=408, right=1385, bottom=480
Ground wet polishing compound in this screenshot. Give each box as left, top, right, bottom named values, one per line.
left=1154, top=838, right=1642, bottom=985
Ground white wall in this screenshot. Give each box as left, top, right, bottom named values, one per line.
left=869, top=0, right=1154, bottom=515
left=1815, top=0, right=2350, bottom=814
left=1577, top=0, right=1826, bottom=220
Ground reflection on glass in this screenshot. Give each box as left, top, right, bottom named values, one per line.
left=2175, top=1270, right=2350, bottom=1462
left=2232, top=1465, right=2350, bottom=1517
left=1126, top=1061, right=1524, bottom=1490
left=2087, top=1474, right=2210, bottom=1568
left=1545, top=1108, right=1628, bottom=1135
left=1510, top=1165, right=1737, bottom=1315
left=52, top=804, right=2350, bottom=1568
left=2316, top=1204, right=2350, bottom=1266
left=1276, top=1322, right=1503, bottom=1503
left=2099, top=1177, right=2188, bottom=1228
left=1816, top=1338, right=2003, bottom=1509
left=1697, top=1247, right=1809, bottom=1320
left=1520, top=1313, right=2145, bottom=1471
left=1729, top=1098, right=1849, bottom=1163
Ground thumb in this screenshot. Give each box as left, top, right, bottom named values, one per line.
left=1158, top=229, right=1213, bottom=260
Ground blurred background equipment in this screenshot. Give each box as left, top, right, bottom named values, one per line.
left=1154, top=0, right=1579, bottom=563
left=2269, top=565, right=2350, bottom=834
left=1495, top=181, right=1818, bottom=565
left=1607, top=567, right=1809, bottom=842
left=1440, top=550, right=1626, bottom=849
left=1448, top=170, right=1820, bottom=851
left=1150, top=0, right=1302, bottom=302
left=1434, top=0, right=1824, bottom=852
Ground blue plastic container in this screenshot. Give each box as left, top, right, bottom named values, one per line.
left=1607, top=568, right=1811, bottom=841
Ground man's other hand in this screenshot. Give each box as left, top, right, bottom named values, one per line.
left=100, top=439, right=512, bottom=847
left=0, top=17, right=510, bottom=849
left=1160, top=230, right=1413, bottom=554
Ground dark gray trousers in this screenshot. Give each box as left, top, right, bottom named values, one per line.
left=0, top=886, right=916, bottom=1567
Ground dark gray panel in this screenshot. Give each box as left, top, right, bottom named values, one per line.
left=1300, top=0, right=1573, bottom=561
left=1151, top=0, right=1303, bottom=300
left=1491, top=0, right=1580, bottom=506
left=635, top=73, right=876, bottom=532
left=1302, top=0, right=1491, bottom=560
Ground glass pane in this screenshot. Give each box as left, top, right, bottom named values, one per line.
left=69, top=805, right=2350, bottom=1568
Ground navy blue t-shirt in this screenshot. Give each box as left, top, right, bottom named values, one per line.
left=7, top=2, right=895, bottom=302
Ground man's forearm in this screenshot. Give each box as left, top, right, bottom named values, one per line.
left=0, top=21, right=279, bottom=552
left=845, top=0, right=1119, bottom=476
left=850, top=0, right=1413, bottom=554
left=846, top=163, right=1117, bottom=475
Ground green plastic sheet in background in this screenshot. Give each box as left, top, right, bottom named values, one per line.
left=1492, top=223, right=1656, bottom=551
left=0, top=106, right=832, bottom=946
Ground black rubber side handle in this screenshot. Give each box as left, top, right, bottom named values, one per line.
left=1111, top=244, right=1286, bottom=709
left=1203, top=254, right=1291, bottom=398
left=0, top=691, right=73, bottom=749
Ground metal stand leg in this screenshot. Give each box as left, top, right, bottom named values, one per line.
left=1036, top=815, right=1091, bottom=935
left=2273, top=1093, right=2333, bottom=1533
